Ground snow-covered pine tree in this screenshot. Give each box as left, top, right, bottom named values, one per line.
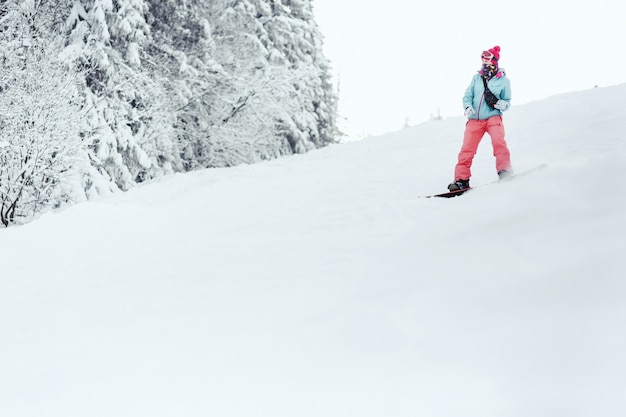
left=146, top=0, right=226, bottom=171
left=64, top=0, right=179, bottom=195
left=195, top=0, right=338, bottom=167
left=254, top=0, right=338, bottom=151
left=197, top=0, right=296, bottom=166
left=0, top=0, right=85, bottom=226
left=147, top=0, right=339, bottom=169
left=106, top=0, right=180, bottom=182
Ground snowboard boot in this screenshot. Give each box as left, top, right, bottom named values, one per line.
left=448, top=179, right=470, bottom=191
left=497, top=169, right=513, bottom=180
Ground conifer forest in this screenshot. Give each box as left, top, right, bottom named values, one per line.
left=0, top=0, right=338, bottom=226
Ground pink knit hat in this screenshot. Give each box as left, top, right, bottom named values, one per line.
left=482, top=45, right=501, bottom=63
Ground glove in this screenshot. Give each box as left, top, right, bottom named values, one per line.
left=464, top=106, right=475, bottom=118
left=484, top=88, right=499, bottom=108
left=494, top=99, right=510, bottom=111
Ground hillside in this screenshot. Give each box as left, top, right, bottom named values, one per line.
left=2, top=84, right=625, bottom=417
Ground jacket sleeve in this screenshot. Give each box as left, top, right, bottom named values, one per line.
left=462, top=76, right=476, bottom=110
left=498, top=77, right=512, bottom=111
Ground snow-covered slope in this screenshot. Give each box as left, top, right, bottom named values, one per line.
left=2, top=84, right=625, bottom=417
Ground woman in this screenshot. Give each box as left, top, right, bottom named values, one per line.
left=448, top=45, right=512, bottom=191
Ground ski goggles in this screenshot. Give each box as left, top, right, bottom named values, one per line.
left=481, top=51, right=497, bottom=61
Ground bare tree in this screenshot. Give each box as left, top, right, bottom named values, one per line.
left=0, top=2, right=84, bottom=226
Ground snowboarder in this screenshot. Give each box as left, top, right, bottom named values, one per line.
left=448, top=45, right=512, bottom=191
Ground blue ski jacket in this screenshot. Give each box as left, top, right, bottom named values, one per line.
left=463, top=70, right=511, bottom=120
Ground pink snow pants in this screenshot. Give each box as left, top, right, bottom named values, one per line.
left=454, top=116, right=511, bottom=180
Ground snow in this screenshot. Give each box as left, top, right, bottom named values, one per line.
left=2, top=84, right=626, bottom=417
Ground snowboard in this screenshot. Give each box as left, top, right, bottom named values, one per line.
left=421, top=164, right=547, bottom=199
left=425, top=187, right=472, bottom=198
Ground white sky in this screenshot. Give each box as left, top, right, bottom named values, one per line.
left=312, top=0, right=626, bottom=139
